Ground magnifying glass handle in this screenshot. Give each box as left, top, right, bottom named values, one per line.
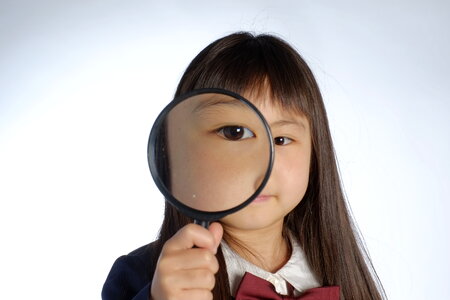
left=193, top=219, right=210, bottom=249
left=194, top=219, right=210, bottom=228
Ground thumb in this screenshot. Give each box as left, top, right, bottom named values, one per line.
left=208, top=222, right=223, bottom=254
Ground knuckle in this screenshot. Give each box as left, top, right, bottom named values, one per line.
left=159, top=274, right=172, bottom=289
left=211, top=258, right=219, bottom=273
left=184, top=224, right=197, bottom=235
left=157, top=255, right=171, bottom=271
left=200, top=250, right=218, bottom=272
left=193, top=289, right=213, bottom=300
left=161, top=240, right=174, bottom=254
left=203, top=290, right=214, bottom=300
left=201, top=249, right=213, bottom=262
left=198, top=270, right=215, bottom=289
left=165, top=291, right=177, bottom=300
left=159, top=252, right=179, bottom=271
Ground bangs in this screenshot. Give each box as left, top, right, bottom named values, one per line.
left=176, top=33, right=320, bottom=120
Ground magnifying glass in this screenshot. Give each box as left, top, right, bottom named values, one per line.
left=147, top=88, right=274, bottom=228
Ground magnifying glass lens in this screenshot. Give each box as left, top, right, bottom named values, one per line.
left=149, top=90, right=273, bottom=222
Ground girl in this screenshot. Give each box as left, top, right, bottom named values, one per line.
left=102, top=32, right=386, bottom=300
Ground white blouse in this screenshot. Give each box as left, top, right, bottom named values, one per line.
left=220, top=236, right=321, bottom=296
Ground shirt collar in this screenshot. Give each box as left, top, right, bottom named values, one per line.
left=220, top=234, right=321, bottom=296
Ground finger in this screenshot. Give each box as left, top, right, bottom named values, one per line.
left=161, top=248, right=219, bottom=273
left=176, top=269, right=216, bottom=290
left=164, top=224, right=216, bottom=253
left=152, top=285, right=213, bottom=300
left=157, top=269, right=216, bottom=297
left=178, top=289, right=213, bottom=300
left=208, top=222, right=223, bottom=254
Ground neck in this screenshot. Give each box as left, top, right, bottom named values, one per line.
left=222, top=220, right=291, bottom=272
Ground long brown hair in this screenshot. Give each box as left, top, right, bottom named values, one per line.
left=149, top=32, right=386, bottom=300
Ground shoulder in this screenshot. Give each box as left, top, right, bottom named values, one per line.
left=102, top=242, right=160, bottom=300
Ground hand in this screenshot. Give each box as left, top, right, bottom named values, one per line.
left=150, top=222, right=223, bottom=300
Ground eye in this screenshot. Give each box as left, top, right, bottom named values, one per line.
left=216, top=126, right=255, bottom=141
left=274, top=136, right=293, bottom=146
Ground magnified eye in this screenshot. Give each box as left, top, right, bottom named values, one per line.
left=274, top=136, right=293, bottom=146
left=216, top=126, right=255, bottom=141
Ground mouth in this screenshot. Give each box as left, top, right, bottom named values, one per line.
left=252, top=194, right=272, bottom=203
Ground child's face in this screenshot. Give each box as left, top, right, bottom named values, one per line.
left=220, top=91, right=312, bottom=231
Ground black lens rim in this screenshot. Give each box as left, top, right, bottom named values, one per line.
left=147, top=88, right=274, bottom=222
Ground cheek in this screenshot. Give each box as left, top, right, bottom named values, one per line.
left=277, top=148, right=311, bottom=202
left=170, top=141, right=268, bottom=212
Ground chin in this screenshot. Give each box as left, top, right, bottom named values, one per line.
left=220, top=209, right=284, bottom=231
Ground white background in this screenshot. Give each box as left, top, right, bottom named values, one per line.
left=1, top=1, right=449, bottom=299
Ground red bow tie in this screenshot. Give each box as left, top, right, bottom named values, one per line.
left=235, top=272, right=340, bottom=300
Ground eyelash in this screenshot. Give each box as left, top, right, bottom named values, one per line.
left=215, top=126, right=294, bottom=146
left=216, top=126, right=255, bottom=141
left=274, top=136, right=293, bottom=146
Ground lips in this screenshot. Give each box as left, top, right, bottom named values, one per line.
left=252, top=195, right=272, bottom=203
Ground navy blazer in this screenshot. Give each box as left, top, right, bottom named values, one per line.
left=102, top=243, right=157, bottom=300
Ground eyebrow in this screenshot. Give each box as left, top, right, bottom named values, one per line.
left=192, top=98, right=307, bottom=130
left=270, top=119, right=306, bottom=130
left=192, top=98, right=248, bottom=113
